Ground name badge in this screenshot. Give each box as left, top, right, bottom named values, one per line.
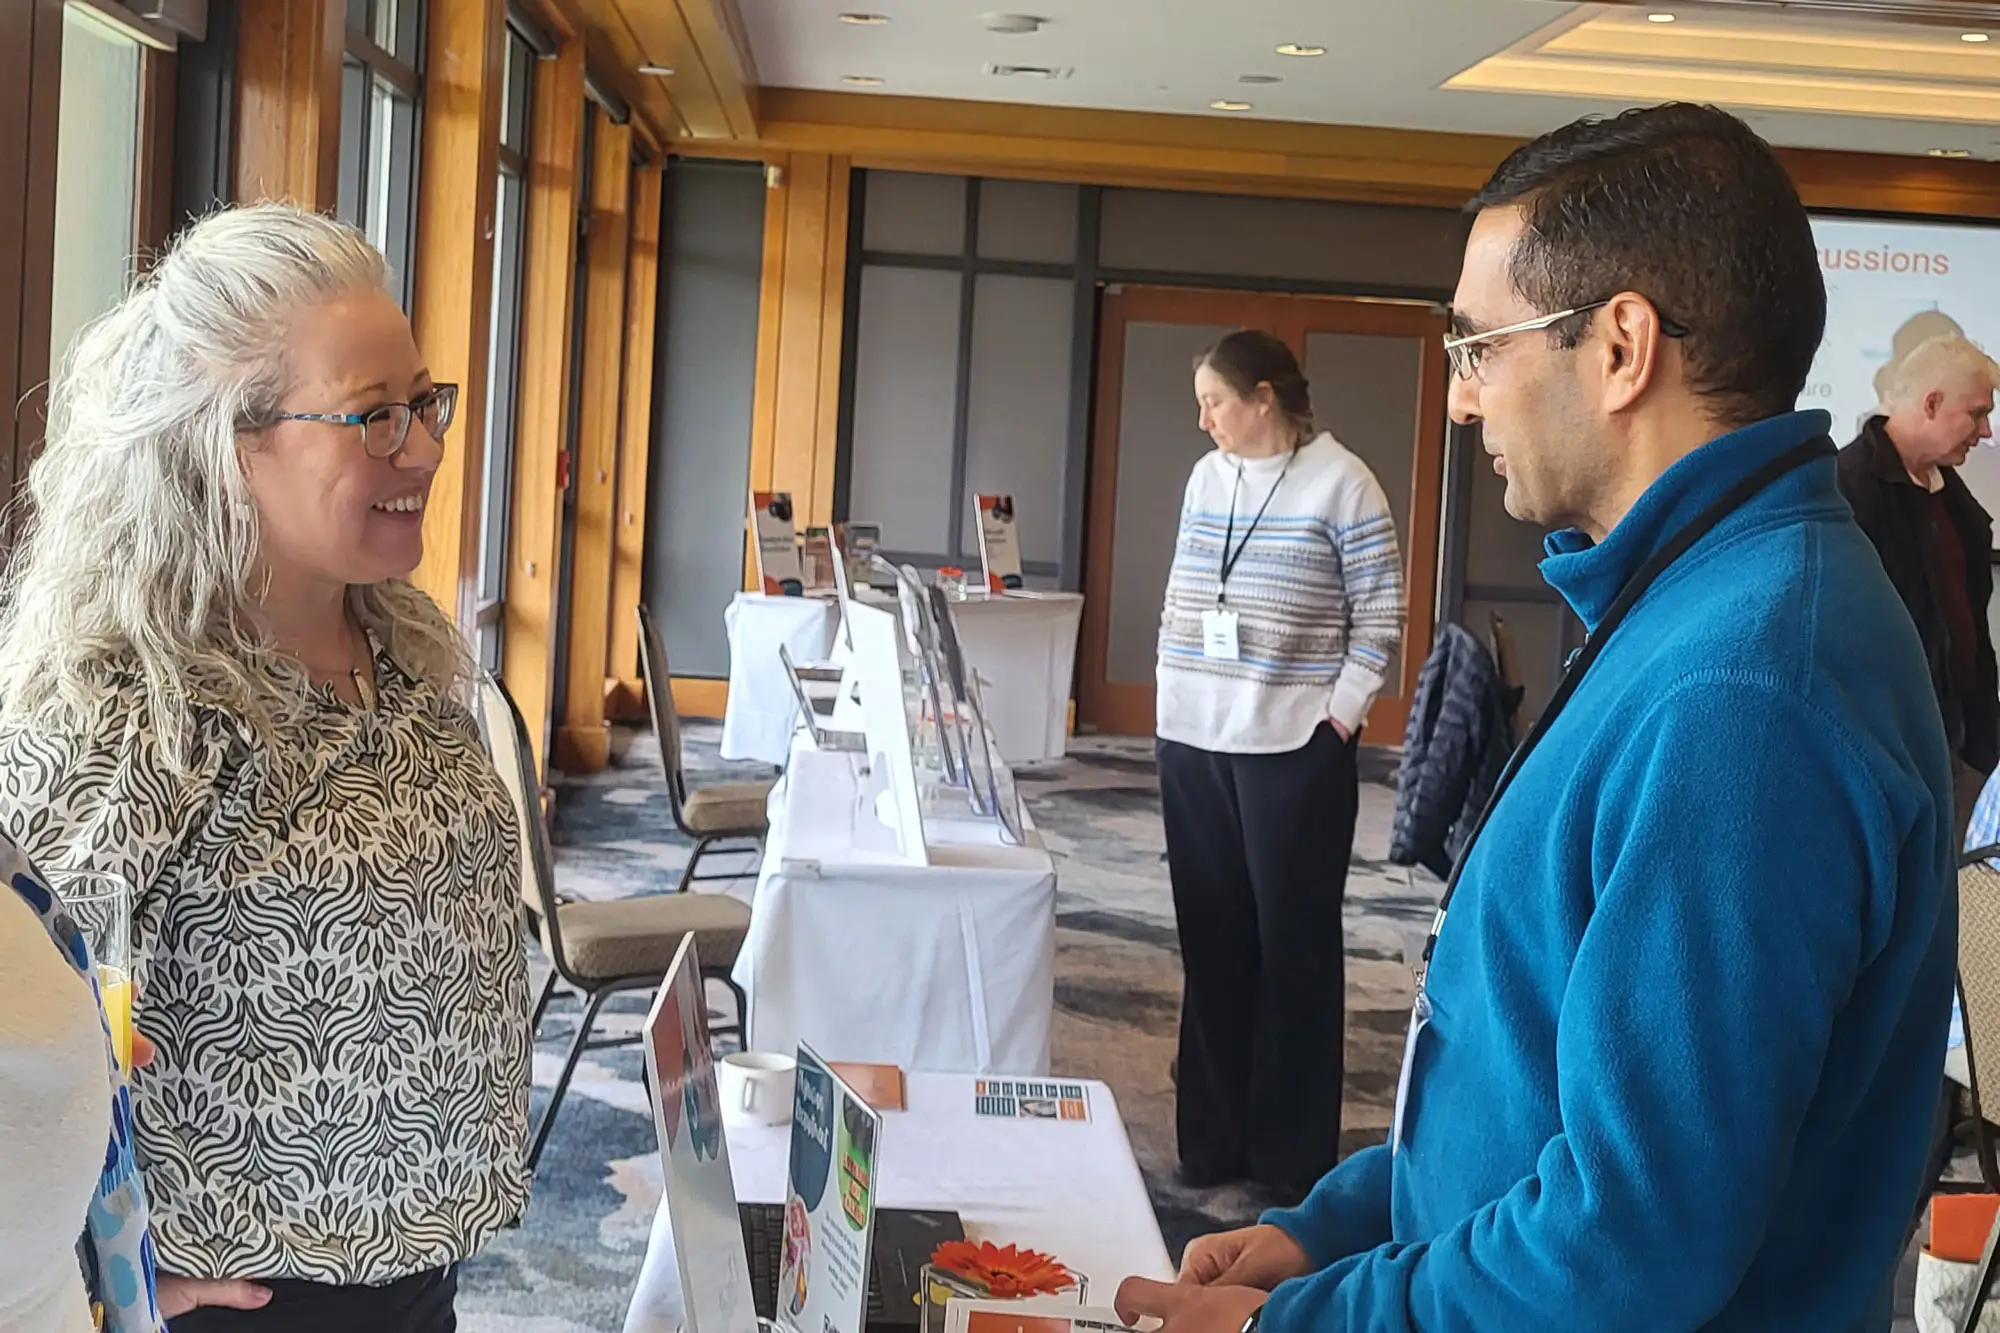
left=1389, top=990, right=1432, bottom=1154
left=1201, top=608, right=1240, bottom=661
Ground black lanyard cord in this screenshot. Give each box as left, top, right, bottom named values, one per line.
left=1218, top=453, right=1294, bottom=605
left=1414, top=435, right=1835, bottom=986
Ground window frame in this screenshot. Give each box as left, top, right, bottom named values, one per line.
left=337, top=0, right=424, bottom=311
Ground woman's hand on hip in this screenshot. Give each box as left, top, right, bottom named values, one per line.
left=1329, top=719, right=1351, bottom=743
left=157, top=1275, right=273, bottom=1319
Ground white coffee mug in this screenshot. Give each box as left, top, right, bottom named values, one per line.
left=719, top=1051, right=797, bottom=1127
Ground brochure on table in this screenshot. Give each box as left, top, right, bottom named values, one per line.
left=752, top=492, right=804, bottom=596
left=845, top=601, right=929, bottom=865
left=945, top=1303, right=1141, bottom=1333
left=974, top=495, right=1024, bottom=593
left=777, top=1045, right=882, bottom=1333
left=641, top=936, right=759, bottom=1333
left=802, top=527, right=838, bottom=594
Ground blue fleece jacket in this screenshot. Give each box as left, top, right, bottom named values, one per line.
left=1259, top=411, right=1957, bottom=1332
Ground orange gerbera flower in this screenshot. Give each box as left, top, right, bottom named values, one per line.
left=929, top=1241, right=1077, bottom=1299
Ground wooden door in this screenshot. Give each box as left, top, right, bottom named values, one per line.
left=1077, top=285, right=1449, bottom=744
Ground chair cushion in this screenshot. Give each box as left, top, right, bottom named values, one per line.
left=684, top=780, right=775, bottom=836
left=551, top=891, right=752, bottom=982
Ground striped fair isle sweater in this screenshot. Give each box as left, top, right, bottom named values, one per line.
left=1156, top=431, right=1405, bottom=754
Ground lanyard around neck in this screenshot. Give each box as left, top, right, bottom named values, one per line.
left=1412, top=435, right=1834, bottom=992
left=1218, top=453, right=1293, bottom=606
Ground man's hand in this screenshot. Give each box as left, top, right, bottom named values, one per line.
left=1178, top=1224, right=1312, bottom=1290
left=1115, top=1278, right=1267, bottom=1333
left=157, top=1276, right=272, bottom=1319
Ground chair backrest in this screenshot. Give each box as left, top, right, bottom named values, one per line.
left=636, top=602, right=690, bottom=808
left=1958, top=847, right=2000, bottom=1121
left=479, top=673, right=569, bottom=962
left=1487, top=611, right=1527, bottom=742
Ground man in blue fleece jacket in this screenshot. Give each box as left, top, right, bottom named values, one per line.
left=1117, top=103, right=1956, bottom=1333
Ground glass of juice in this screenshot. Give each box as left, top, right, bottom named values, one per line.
left=53, top=872, right=134, bottom=1075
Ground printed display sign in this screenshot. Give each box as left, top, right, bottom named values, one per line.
left=778, top=1044, right=882, bottom=1333
left=753, top=491, right=804, bottom=595
left=975, top=495, right=1024, bottom=593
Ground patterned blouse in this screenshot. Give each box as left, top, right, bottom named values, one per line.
left=0, top=642, right=529, bottom=1286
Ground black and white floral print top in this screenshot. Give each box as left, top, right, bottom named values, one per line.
left=0, top=644, right=529, bottom=1286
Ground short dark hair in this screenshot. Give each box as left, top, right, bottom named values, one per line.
left=1467, top=103, right=1825, bottom=427
left=1195, top=329, right=1315, bottom=443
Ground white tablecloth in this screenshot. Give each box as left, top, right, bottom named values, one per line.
left=949, top=593, right=1084, bottom=766
left=721, top=593, right=839, bottom=765
left=731, top=740, right=1058, bottom=1074
left=623, top=1073, right=1174, bottom=1333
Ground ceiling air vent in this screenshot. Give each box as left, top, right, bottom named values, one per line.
left=983, top=62, right=1074, bottom=79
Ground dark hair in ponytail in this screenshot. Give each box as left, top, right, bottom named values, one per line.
left=1194, top=329, right=1315, bottom=445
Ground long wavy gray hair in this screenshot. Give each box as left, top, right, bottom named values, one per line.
left=0, top=202, right=468, bottom=769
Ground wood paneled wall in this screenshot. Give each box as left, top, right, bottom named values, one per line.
left=234, top=0, right=344, bottom=208
left=554, top=108, right=633, bottom=772
left=409, top=0, right=507, bottom=629
left=606, top=160, right=664, bottom=716
left=0, top=0, right=64, bottom=517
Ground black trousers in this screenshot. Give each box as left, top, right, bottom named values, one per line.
left=169, top=1266, right=457, bottom=1333
left=1158, top=722, right=1359, bottom=1197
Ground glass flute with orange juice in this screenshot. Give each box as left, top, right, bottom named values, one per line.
left=52, top=872, right=135, bottom=1075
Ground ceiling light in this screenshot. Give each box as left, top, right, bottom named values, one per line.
left=1929, top=147, right=1975, bottom=157
left=983, top=62, right=1071, bottom=79
left=1210, top=99, right=1253, bottom=112
left=1239, top=73, right=1282, bottom=85
left=1275, top=43, right=1325, bottom=57
left=1646, top=12, right=1676, bottom=22
left=838, top=12, right=890, bottom=24
left=638, top=64, right=675, bottom=76
left=1964, top=31, right=1991, bottom=42
left=841, top=74, right=886, bottom=86
left=981, top=13, right=1046, bottom=34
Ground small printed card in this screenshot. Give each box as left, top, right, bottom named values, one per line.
left=975, top=495, right=1024, bottom=593
left=973, top=1079, right=1090, bottom=1122
left=945, top=1303, right=1138, bottom=1333
left=751, top=492, right=803, bottom=596
left=830, top=1061, right=906, bottom=1112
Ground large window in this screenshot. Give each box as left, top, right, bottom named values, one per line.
left=338, top=0, right=422, bottom=310
left=476, top=23, right=539, bottom=674
left=49, top=3, right=144, bottom=369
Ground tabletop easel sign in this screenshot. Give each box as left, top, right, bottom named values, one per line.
left=975, top=495, right=1023, bottom=593
left=752, top=491, right=804, bottom=596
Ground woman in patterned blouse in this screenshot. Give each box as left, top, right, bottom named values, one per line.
left=0, top=204, right=528, bottom=1332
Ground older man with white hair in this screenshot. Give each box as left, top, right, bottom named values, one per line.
left=1839, top=331, right=2000, bottom=835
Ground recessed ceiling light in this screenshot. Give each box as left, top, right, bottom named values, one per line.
left=1964, top=31, right=1991, bottom=41
left=638, top=64, right=675, bottom=77
left=1239, top=73, right=1282, bottom=85
left=838, top=12, right=890, bottom=24
left=982, top=12, right=1046, bottom=34
left=841, top=74, right=886, bottom=86
left=1210, top=99, right=1253, bottom=112
left=1929, top=147, right=1975, bottom=157
left=1646, top=12, right=1676, bottom=22
left=1275, top=43, right=1325, bottom=57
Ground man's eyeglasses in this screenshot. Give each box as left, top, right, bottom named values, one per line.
left=1443, top=301, right=1690, bottom=381
left=270, top=383, right=459, bottom=459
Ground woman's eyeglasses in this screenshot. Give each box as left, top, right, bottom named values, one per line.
left=270, top=383, right=459, bottom=459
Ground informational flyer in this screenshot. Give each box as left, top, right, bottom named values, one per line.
left=975, top=495, right=1024, bottom=593
left=777, top=1044, right=881, bottom=1333
left=752, top=491, right=804, bottom=595
left=643, top=937, right=759, bottom=1333
left=972, top=1079, right=1090, bottom=1122
left=946, top=1303, right=1141, bottom=1333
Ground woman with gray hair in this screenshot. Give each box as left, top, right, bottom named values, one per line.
left=0, top=203, right=527, bottom=1331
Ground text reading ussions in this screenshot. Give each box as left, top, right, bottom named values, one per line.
left=1820, top=246, right=1952, bottom=276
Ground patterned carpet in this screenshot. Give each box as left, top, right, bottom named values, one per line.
left=456, top=721, right=1432, bottom=1332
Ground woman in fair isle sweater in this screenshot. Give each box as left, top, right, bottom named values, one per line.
left=1156, top=329, right=1404, bottom=1203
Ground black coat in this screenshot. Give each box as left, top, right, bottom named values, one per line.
left=1390, top=622, right=1520, bottom=879
left=1837, top=416, right=1999, bottom=773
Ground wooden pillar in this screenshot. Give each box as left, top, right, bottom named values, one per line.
left=501, top=35, right=585, bottom=776
left=605, top=157, right=663, bottom=718
left=233, top=0, right=344, bottom=209
left=553, top=108, right=632, bottom=773
left=0, top=0, right=63, bottom=516
left=741, top=151, right=850, bottom=588
left=409, top=0, right=506, bottom=629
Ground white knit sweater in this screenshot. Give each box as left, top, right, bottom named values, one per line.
left=1155, top=432, right=1405, bottom=753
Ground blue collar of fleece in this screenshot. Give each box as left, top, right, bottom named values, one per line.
left=1540, top=409, right=1833, bottom=631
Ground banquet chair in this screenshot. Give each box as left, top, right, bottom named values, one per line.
left=476, top=673, right=751, bottom=1176
left=637, top=603, right=775, bottom=892
left=1949, top=846, right=2000, bottom=1332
